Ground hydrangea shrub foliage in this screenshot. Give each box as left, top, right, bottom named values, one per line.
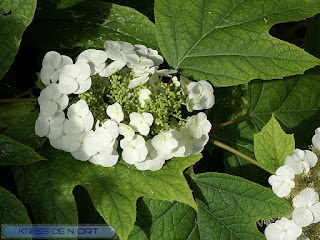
left=1, top=0, right=320, bottom=239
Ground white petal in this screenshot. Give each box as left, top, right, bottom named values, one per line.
left=310, top=202, right=320, bottom=223
left=47, top=124, right=63, bottom=139
left=42, top=51, right=62, bottom=68
left=40, top=100, right=58, bottom=117
left=292, top=208, right=313, bottom=227
left=304, top=150, right=317, bottom=168
left=71, top=146, right=91, bottom=161
left=99, top=60, right=126, bottom=77
left=40, top=65, right=55, bottom=85
left=312, top=132, right=320, bottom=151
left=35, top=115, right=49, bottom=137
left=264, top=222, right=284, bottom=240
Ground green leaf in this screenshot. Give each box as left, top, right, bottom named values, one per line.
left=254, top=114, right=295, bottom=172
left=193, top=173, right=292, bottom=239
left=0, top=187, right=31, bottom=228
left=0, top=103, right=46, bottom=149
left=129, top=198, right=197, bottom=240
left=155, top=0, right=320, bottom=86
left=0, top=0, right=37, bottom=79
left=128, top=173, right=293, bottom=240
left=23, top=0, right=158, bottom=50
left=14, top=144, right=201, bottom=240
left=0, top=134, right=45, bottom=166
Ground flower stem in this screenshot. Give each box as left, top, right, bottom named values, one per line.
left=211, top=115, right=248, bottom=131
left=210, top=139, right=275, bottom=175
left=0, top=98, right=38, bottom=103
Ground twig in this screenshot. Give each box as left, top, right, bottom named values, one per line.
left=14, top=89, right=32, bottom=98
left=211, top=115, right=249, bottom=131
left=0, top=98, right=38, bottom=103
left=210, top=139, right=275, bottom=175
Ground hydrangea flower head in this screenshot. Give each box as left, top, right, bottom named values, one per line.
left=35, top=40, right=215, bottom=171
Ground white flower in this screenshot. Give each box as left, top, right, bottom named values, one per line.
left=186, top=112, right=212, bottom=139
left=126, top=54, right=154, bottom=70
left=77, top=49, right=108, bottom=75
left=128, top=67, right=156, bottom=89
left=99, top=60, right=126, bottom=77
left=164, top=129, right=186, bottom=159
left=119, top=123, right=135, bottom=140
left=59, top=61, right=92, bottom=94
left=292, top=188, right=320, bottom=227
left=138, top=88, right=152, bottom=108
left=120, top=135, right=148, bottom=164
left=104, top=40, right=135, bottom=61
left=89, top=141, right=119, bottom=167
left=284, top=149, right=318, bottom=174
left=40, top=51, right=73, bottom=85
left=180, top=127, right=209, bottom=156
left=129, top=112, right=153, bottom=136
left=152, top=131, right=178, bottom=156
left=268, top=165, right=295, bottom=198
left=38, top=83, right=69, bottom=117
left=312, top=127, right=320, bottom=151
left=172, top=76, right=180, bottom=87
left=49, top=119, right=71, bottom=152
left=134, top=140, right=166, bottom=171
left=147, top=48, right=163, bottom=66
left=67, top=100, right=94, bottom=133
left=97, top=120, right=119, bottom=140
left=106, top=103, right=124, bottom=123
left=186, top=80, right=215, bottom=112
left=264, top=217, right=302, bottom=240
left=35, top=111, right=65, bottom=139
left=134, top=44, right=164, bottom=66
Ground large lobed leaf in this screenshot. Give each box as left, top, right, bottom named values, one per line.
left=13, top=144, right=201, bottom=240
left=212, top=15, right=320, bottom=183
left=0, top=134, right=45, bottom=166
left=128, top=173, right=292, bottom=240
left=0, top=0, right=37, bottom=79
left=155, top=0, right=320, bottom=86
left=23, top=0, right=158, bottom=50
left=254, top=114, right=295, bottom=172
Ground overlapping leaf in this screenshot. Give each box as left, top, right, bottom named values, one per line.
left=214, top=66, right=320, bottom=183
left=254, top=115, right=295, bottom=172
left=155, top=0, right=320, bottom=86
left=128, top=173, right=292, bottom=239
left=0, top=134, right=45, bottom=166
left=23, top=0, right=158, bottom=50
left=14, top=144, right=201, bottom=240
left=0, top=187, right=31, bottom=237
left=0, top=103, right=46, bottom=149
left=0, top=0, right=37, bottom=79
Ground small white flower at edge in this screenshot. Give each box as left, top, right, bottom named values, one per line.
left=40, top=51, right=73, bottom=85
left=284, top=149, right=317, bottom=174
left=264, top=217, right=302, bottom=240
left=268, top=165, right=295, bottom=198
left=292, top=188, right=320, bottom=227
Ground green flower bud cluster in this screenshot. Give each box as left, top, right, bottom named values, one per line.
left=70, top=69, right=187, bottom=135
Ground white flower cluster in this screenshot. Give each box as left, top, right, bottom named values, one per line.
left=35, top=40, right=215, bottom=170
left=265, top=128, right=320, bottom=240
